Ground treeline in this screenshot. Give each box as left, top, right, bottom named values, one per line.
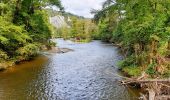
left=50, top=11, right=98, bottom=42
left=62, top=17, right=98, bottom=42
left=93, top=0, right=170, bottom=77
left=0, top=0, right=62, bottom=67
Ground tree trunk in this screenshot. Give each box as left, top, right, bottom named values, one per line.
left=13, top=0, right=21, bottom=23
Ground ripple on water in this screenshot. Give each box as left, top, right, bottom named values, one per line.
left=0, top=39, right=140, bottom=100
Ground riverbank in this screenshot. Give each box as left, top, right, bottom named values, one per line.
left=122, top=77, right=170, bottom=100
left=0, top=55, right=38, bottom=71
left=2, top=39, right=168, bottom=99
left=0, top=46, right=73, bottom=71
left=107, top=42, right=170, bottom=99
left=0, top=61, right=15, bottom=71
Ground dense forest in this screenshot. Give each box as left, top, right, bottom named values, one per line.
left=0, top=0, right=63, bottom=68
left=93, top=0, right=170, bottom=78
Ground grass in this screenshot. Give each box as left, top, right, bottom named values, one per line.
left=122, top=66, right=141, bottom=77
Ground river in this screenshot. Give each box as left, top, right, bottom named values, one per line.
left=0, top=39, right=140, bottom=100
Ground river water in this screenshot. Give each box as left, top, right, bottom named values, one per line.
left=0, top=39, right=140, bottom=100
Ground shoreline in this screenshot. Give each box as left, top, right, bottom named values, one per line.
left=109, top=42, right=170, bottom=100
left=0, top=46, right=74, bottom=71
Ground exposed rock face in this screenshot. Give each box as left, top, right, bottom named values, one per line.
left=50, top=16, right=70, bottom=28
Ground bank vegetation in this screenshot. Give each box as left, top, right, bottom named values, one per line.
left=0, top=0, right=62, bottom=69
left=93, top=0, right=170, bottom=99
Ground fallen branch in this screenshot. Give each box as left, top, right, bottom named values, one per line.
left=155, top=95, right=170, bottom=99
left=122, top=79, right=170, bottom=85
left=158, top=83, right=170, bottom=88
left=121, top=77, right=170, bottom=100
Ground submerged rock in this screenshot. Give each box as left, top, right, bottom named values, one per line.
left=48, top=47, right=74, bottom=54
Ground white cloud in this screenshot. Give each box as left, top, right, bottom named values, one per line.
left=61, top=0, right=105, bottom=18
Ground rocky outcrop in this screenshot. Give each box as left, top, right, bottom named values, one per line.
left=50, top=16, right=70, bottom=28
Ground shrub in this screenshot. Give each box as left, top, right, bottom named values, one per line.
left=0, top=50, right=8, bottom=61
left=146, top=61, right=157, bottom=75
left=16, top=44, right=39, bottom=60
left=118, top=55, right=136, bottom=69
left=123, top=66, right=141, bottom=77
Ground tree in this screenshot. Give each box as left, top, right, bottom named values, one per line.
left=93, top=0, right=170, bottom=77
left=0, top=0, right=62, bottom=64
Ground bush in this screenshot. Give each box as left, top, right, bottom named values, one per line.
left=118, top=55, right=136, bottom=69
left=162, top=70, right=170, bottom=78
left=123, top=66, right=141, bottom=77
left=146, top=61, right=157, bottom=75
left=16, top=44, right=39, bottom=60
left=118, top=55, right=143, bottom=76
left=45, top=40, right=57, bottom=50
left=29, top=10, right=52, bottom=43
left=0, top=50, right=8, bottom=61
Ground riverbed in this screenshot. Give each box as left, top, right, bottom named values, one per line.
left=0, top=39, right=140, bottom=100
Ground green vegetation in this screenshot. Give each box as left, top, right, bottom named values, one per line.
left=93, top=0, right=170, bottom=78
left=49, top=10, right=98, bottom=42
left=68, top=17, right=98, bottom=42
left=62, top=17, right=98, bottom=42
left=0, top=0, right=62, bottom=68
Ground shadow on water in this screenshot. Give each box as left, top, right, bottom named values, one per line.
left=0, top=39, right=140, bottom=100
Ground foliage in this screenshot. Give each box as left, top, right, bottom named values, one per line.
left=52, top=15, right=98, bottom=42
left=29, top=10, right=52, bottom=43
left=123, top=66, right=141, bottom=77
left=16, top=44, right=39, bottom=60
left=0, top=17, right=31, bottom=58
left=0, top=50, right=8, bottom=61
left=118, top=55, right=136, bottom=69
left=0, top=0, right=62, bottom=66
left=94, top=0, right=170, bottom=77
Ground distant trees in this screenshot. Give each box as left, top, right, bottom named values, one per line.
left=69, top=17, right=98, bottom=42
left=55, top=15, right=98, bottom=42
left=93, top=0, right=170, bottom=77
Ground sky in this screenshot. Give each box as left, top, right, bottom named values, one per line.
left=60, top=0, right=105, bottom=18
